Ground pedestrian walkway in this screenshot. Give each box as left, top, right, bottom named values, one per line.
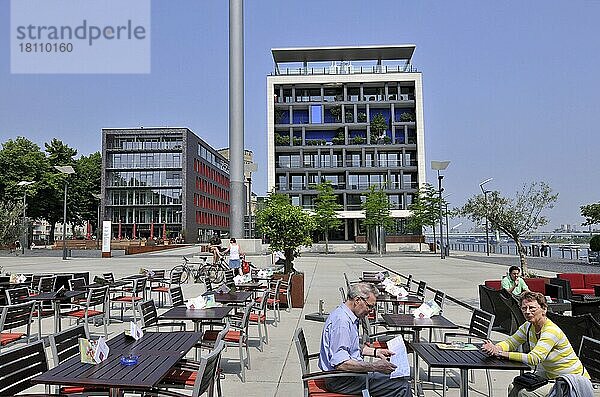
left=1, top=248, right=598, bottom=396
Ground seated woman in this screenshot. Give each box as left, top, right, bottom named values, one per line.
left=482, top=291, right=589, bottom=397
left=208, top=233, right=226, bottom=264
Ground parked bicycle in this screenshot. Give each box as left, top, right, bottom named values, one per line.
left=170, top=256, right=229, bottom=284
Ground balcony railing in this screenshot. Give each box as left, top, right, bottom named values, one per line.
left=271, top=64, right=418, bottom=76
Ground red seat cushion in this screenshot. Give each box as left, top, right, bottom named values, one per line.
left=203, top=329, right=241, bottom=343
left=308, top=378, right=359, bottom=396
left=572, top=288, right=595, bottom=296
left=164, top=368, right=197, bottom=386
left=371, top=340, right=388, bottom=349
left=113, top=296, right=142, bottom=302
left=584, top=274, right=600, bottom=289
left=266, top=298, right=280, bottom=305
left=61, top=386, right=105, bottom=394
left=525, top=277, right=549, bottom=294
left=64, top=309, right=103, bottom=318
left=152, top=286, right=169, bottom=293
left=0, top=332, right=24, bottom=345
left=559, top=273, right=585, bottom=289
left=484, top=280, right=502, bottom=290
left=249, top=313, right=266, bottom=323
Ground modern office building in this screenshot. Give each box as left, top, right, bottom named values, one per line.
left=101, top=127, right=230, bottom=243
left=267, top=45, right=426, bottom=241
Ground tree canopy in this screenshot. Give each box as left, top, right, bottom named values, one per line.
left=256, top=193, right=316, bottom=273
left=0, top=200, right=24, bottom=247
left=458, top=182, right=558, bottom=274
left=362, top=186, right=393, bottom=253
left=313, top=181, right=342, bottom=253
left=581, top=202, right=600, bottom=226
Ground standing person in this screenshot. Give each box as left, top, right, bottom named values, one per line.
left=319, top=283, right=412, bottom=397
left=224, top=238, right=243, bottom=276
left=482, top=291, right=590, bottom=397
left=502, top=265, right=530, bottom=296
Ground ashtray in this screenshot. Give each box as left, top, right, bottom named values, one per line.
left=120, top=355, right=139, bottom=366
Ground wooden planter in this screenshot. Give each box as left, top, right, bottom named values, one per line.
left=273, top=272, right=305, bottom=308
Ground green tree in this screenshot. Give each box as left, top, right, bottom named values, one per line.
left=70, top=152, right=102, bottom=231
left=407, top=183, right=443, bottom=250
left=0, top=199, right=24, bottom=248
left=369, top=113, right=388, bottom=143
left=458, top=182, right=558, bottom=275
left=581, top=202, right=600, bottom=226
left=362, top=186, right=394, bottom=253
left=313, top=181, right=342, bottom=253
left=256, top=193, right=316, bottom=273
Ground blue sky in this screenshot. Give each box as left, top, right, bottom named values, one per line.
left=1, top=1, right=598, bottom=230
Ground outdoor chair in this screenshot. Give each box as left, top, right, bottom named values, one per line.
left=339, top=286, right=346, bottom=302
left=6, top=286, right=52, bottom=338
left=38, top=275, right=57, bottom=293
left=170, top=285, right=186, bottom=306
left=61, top=285, right=109, bottom=337
left=501, top=291, right=527, bottom=335
left=256, top=279, right=281, bottom=325
left=294, top=327, right=371, bottom=397
left=0, top=301, right=35, bottom=352
left=151, top=269, right=177, bottom=307
left=279, top=279, right=292, bottom=310
left=204, top=277, right=214, bottom=293
left=233, top=289, right=269, bottom=351
left=68, top=277, right=86, bottom=291
left=201, top=302, right=252, bottom=382
left=415, top=280, right=427, bottom=298
left=442, top=309, right=495, bottom=397
left=546, top=312, right=600, bottom=351
left=224, top=269, right=236, bottom=286
left=571, top=299, right=600, bottom=321
left=478, top=284, right=513, bottom=334
left=579, top=336, right=600, bottom=385
left=156, top=340, right=225, bottom=397
left=405, top=274, right=413, bottom=292
left=138, top=299, right=186, bottom=331
left=112, top=277, right=147, bottom=322
left=0, top=340, right=60, bottom=396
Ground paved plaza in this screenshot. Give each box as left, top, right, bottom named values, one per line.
left=1, top=247, right=598, bottom=396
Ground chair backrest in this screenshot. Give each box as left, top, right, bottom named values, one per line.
left=30, top=274, right=43, bottom=291
left=268, top=279, right=281, bottom=296
left=191, top=340, right=225, bottom=397
left=68, top=277, right=86, bottom=291
left=571, top=300, right=600, bottom=320
left=103, top=272, right=115, bottom=284
left=416, top=280, right=427, bottom=297
left=0, top=340, right=49, bottom=396
left=343, top=273, right=351, bottom=290
left=204, top=277, right=213, bottom=292
left=212, top=322, right=231, bottom=347
left=138, top=299, right=158, bottom=328
left=547, top=312, right=598, bottom=351
left=87, top=286, right=108, bottom=307
left=237, top=301, right=254, bottom=331
left=579, top=336, right=600, bottom=383
left=544, top=283, right=565, bottom=301
left=38, top=275, right=56, bottom=293
left=433, top=290, right=445, bottom=313
left=131, top=277, right=147, bottom=295
left=501, top=291, right=527, bottom=334
left=169, top=285, right=184, bottom=306
left=405, top=274, right=413, bottom=291
left=152, top=269, right=166, bottom=279
left=224, top=270, right=235, bottom=286
left=48, top=324, right=88, bottom=365
left=293, top=327, right=311, bottom=376
left=550, top=278, right=573, bottom=300
left=0, top=301, right=35, bottom=331
left=5, top=286, right=29, bottom=304
left=468, top=308, right=495, bottom=339
left=339, top=286, right=346, bottom=302
left=481, top=285, right=515, bottom=334
left=255, top=289, right=269, bottom=314
left=170, top=268, right=183, bottom=284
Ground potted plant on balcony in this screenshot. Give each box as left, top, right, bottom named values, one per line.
left=357, top=112, right=367, bottom=123
left=345, top=111, right=354, bottom=123
left=370, top=114, right=388, bottom=144
left=399, top=112, right=415, bottom=122
left=256, top=193, right=316, bottom=308
left=292, top=137, right=302, bottom=146
left=329, top=105, right=342, bottom=123
left=331, top=128, right=345, bottom=145
left=275, top=134, right=290, bottom=146
left=351, top=136, right=365, bottom=145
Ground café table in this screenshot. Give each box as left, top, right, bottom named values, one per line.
left=24, top=290, right=86, bottom=333
left=33, top=330, right=202, bottom=397
left=378, top=294, right=423, bottom=314
left=383, top=313, right=459, bottom=394
left=159, top=305, right=233, bottom=333
left=547, top=299, right=571, bottom=313
left=203, top=290, right=253, bottom=305
left=409, top=342, right=529, bottom=397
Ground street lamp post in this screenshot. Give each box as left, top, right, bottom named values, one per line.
left=17, top=181, right=35, bottom=254
left=55, top=166, right=76, bottom=260
left=479, top=178, right=494, bottom=257
left=443, top=193, right=452, bottom=257
left=92, top=193, right=102, bottom=249
left=431, top=161, right=451, bottom=259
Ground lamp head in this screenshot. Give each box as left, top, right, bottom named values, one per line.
left=17, top=181, right=35, bottom=186
left=54, top=165, right=75, bottom=174
left=479, top=177, right=493, bottom=194
left=431, top=160, right=450, bottom=171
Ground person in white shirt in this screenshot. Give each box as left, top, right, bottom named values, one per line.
left=225, top=238, right=243, bottom=276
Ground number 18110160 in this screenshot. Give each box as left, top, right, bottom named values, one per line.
left=19, top=42, right=73, bottom=53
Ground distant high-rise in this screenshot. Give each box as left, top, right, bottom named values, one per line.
left=101, top=127, right=230, bottom=243
left=266, top=45, right=426, bottom=242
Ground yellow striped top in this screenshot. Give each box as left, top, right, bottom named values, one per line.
left=497, top=319, right=589, bottom=379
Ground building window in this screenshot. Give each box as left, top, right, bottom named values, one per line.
left=310, top=105, right=322, bottom=124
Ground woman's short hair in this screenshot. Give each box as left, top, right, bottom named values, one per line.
left=519, top=291, right=548, bottom=310
left=347, top=283, right=379, bottom=300
left=230, top=238, right=236, bottom=243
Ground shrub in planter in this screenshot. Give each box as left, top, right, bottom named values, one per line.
left=590, top=235, right=600, bottom=252
left=275, top=134, right=290, bottom=146
left=351, top=136, right=365, bottom=145
left=400, top=112, right=415, bottom=122
left=357, top=112, right=367, bottom=122
left=345, top=111, right=354, bottom=123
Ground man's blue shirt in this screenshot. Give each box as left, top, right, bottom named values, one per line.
left=319, top=303, right=363, bottom=371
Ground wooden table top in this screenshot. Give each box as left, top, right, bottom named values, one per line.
left=33, top=331, right=202, bottom=391
left=409, top=342, right=530, bottom=371
left=382, top=313, right=458, bottom=330
left=24, top=290, right=86, bottom=302
left=159, top=305, right=233, bottom=321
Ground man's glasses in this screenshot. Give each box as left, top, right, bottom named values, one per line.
left=359, top=296, right=375, bottom=310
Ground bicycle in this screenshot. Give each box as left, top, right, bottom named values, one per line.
left=170, top=256, right=230, bottom=284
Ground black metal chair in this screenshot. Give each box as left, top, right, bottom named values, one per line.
left=500, top=289, right=526, bottom=335
left=0, top=301, right=35, bottom=352
left=549, top=278, right=573, bottom=301
left=138, top=299, right=186, bottom=331
left=579, top=336, right=600, bottom=385
left=0, top=340, right=59, bottom=396
left=170, top=285, right=185, bottom=306
left=571, top=299, right=600, bottom=321
left=546, top=312, right=600, bottom=351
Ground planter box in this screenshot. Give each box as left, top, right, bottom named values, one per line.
left=273, top=272, right=305, bottom=308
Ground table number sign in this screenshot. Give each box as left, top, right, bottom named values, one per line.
left=125, top=321, right=143, bottom=340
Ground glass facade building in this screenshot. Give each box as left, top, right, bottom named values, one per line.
left=267, top=45, right=426, bottom=242
left=101, top=127, right=230, bottom=243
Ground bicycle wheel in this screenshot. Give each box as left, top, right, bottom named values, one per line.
left=207, top=265, right=224, bottom=284
left=170, top=265, right=190, bottom=284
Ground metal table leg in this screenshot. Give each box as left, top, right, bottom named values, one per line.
left=459, top=368, right=469, bottom=397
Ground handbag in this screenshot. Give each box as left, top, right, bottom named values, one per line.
left=513, top=372, right=548, bottom=391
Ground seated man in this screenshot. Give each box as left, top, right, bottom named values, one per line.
left=208, top=233, right=226, bottom=264
left=319, top=283, right=412, bottom=397
left=501, top=265, right=529, bottom=296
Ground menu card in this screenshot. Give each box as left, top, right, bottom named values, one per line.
left=124, top=321, right=143, bottom=340
left=79, top=336, right=110, bottom=364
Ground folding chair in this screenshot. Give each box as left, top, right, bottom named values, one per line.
left=0, top=301, right=35, bottom=352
